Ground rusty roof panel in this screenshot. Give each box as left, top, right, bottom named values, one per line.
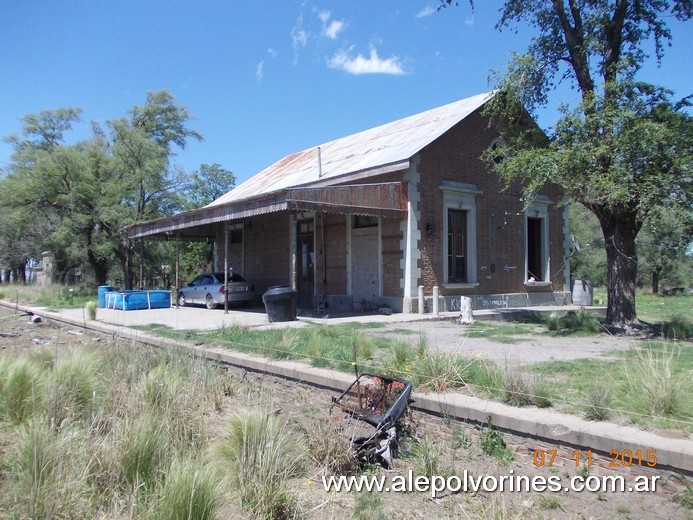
left=285, top=182, right=408, bottom=218
left=209, top=92, right=491, bottom=207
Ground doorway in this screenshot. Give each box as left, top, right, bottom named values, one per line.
left=296, top=219, right=314, bottom=307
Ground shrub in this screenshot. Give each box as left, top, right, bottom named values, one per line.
left=531, top=381, right=554, bottom=408
left=458, top=358, right=505, bottom=398
left=85, top=300, right=97, bottom=320
left=304, top=420, right=357, bottom=475
left=502, top=370, right=533, bottom=407
left=118, top=411, right=169, bottom=490
left=139, top=364, right=184, bottom=411
left=214, top=408, right=301, bottom=519
left=389, top=341, right=415, bottom=374
left=584, top=383, right=613, bottom=421
left=410, top=437, right=445, bottom=479
left=546, top=309, right=601, bottom=334
left=620, top=344, right=691, bottom=419
left=46, top=349, right=101, bottom=426
left=3, top=358, right=43, bottom=424
left=479, top=418, right=513, bottom=463
left=413, top=353, right=465, bottom=392
left=662, top=316, right=693, bottom=340
left=147, top=457, right=221, bottom=520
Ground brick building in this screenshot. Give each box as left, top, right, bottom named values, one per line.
left=129, top=92, right=571, bottom=312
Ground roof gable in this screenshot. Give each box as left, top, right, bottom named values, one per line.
left=208, top=91, right=493, bottom=207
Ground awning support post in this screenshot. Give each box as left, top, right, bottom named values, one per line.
left=175, top=234, right=180, bottom=308
left=224, top=224, right=229, bottom=313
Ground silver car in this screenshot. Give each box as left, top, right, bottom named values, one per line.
left=177, top=272, right=255, bottom=309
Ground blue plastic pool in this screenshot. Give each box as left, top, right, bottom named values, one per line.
left=104, top=290, right=171, bottom=311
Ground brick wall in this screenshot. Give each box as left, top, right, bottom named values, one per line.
left=416, top=109, right=565, bottom=297
left=244, top=213, right=292, bottom=292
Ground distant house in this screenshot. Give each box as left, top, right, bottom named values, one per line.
left=128, top=92, right=570, bottom=312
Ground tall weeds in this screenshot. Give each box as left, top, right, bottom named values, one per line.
left=621, top=344, right=691, bottom=420
left=2, top=358, right=43, bottom=424
left=147, top=457, right=221, bottom=520
left=1, top=341, right=232, bottom=519
left=214, top=408, right=301, bottom=519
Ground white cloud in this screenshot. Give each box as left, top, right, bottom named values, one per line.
left=291, top=15, right=309, bottom=49
left=416, top=6, right=435, bottom=18
left=256, top=49, right=277, bottom=82
left=316, top=9, right=344, bottom=40
left=328, top=47, right=405, bottom=75
left=324, top=19, right=344, bottom=39
left=291, top=15, right=310, bottom=64
left=318, top=10, right=330, bottom=23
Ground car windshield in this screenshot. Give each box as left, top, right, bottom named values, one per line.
left=213, top=272, right=246, bottom=283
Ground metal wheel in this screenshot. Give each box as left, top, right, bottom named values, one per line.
left=205, top=294, right=217, bottom=310
left=177, top=293, right=186, bottom=307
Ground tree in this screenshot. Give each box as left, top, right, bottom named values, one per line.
left=1, top=108, right=84, bottom=283
left=180, top=163, right=237, bottom=278
left=102, top=90, right=202, bottom=288
left=0, top=91, right=202, bottom=288
left=637, top=206, right=693, bottom=294
left=444, top=0, right=692, bottom=328
left=184, top=163, right=236, bottom=210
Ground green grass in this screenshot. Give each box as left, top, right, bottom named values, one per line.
left=0, top=341, right=234, bottom=518
left=138, top=322, right=397, bottom=374
left=529, top=341, right=693, bottom=431
left=147, top=457, right=221, bottom=520
left=463, top=321, right=538, bottom=343
left=1, top=283, right=98, bottom=309
left=594, top=289, right=692, bottom=334
left=213, top=408, right=300, bottom=519
left=136, top=312, right=691, bottom=431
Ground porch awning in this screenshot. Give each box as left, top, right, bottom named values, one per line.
left=126, top=182, right=408, bottom=240
left=285, top=182, right=408, bottom=218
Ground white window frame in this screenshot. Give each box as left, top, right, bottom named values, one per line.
left=524, top=197, right=552, bottom=285
left=440, top=182, right=481, bottom=288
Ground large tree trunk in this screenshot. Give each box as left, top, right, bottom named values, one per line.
left=89, top=253, right=109, bottom=286
left=598, top=211, right=640, bottom=327
left=86, top=229, right=109, bottom=286
left=115, top=246, right=134, bottom=290
left=651, top=268, right=661, bottom=295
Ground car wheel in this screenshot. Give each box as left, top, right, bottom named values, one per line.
left=205, top=294, right=217, bottom=310
left=178, top=293, right=186, bottom=307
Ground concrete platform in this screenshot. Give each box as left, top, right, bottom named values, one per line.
left=45, top=302, right=606, bottom=331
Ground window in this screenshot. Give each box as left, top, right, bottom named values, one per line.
left=525, top=200, right=550, bottom=282
left=526, top=217, right=544, bottom=280
left=490, top=137, right=507, bottom=165
left=447, top=209, right=467, bottom=282
left=440, top=182, right=481, bottom=286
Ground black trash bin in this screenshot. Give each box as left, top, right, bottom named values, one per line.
left=262, top=286, right=298, bottom=322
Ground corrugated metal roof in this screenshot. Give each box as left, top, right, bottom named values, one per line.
left=208, top=92, right=492, bottom=207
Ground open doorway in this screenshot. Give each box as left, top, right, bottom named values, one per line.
left=296, top=219, right=314, bottom=307
left=526, top=216, right=544, bottom=281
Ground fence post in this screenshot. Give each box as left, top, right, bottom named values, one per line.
left=459, top=296, right=474, bottom=324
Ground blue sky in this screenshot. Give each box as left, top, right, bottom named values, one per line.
left=1, top=1, right=690, bottom=186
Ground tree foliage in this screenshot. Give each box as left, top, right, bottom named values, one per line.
left=444, top=0, right=692, bottom=328
left=0, top=91, right=207, bottom=288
